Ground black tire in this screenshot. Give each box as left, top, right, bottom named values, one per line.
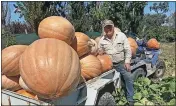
left=96, top=92, right=116, bottom=106
left=153, top=60, right=166, bottom=78
left=132, top=68, right=146, bottom=80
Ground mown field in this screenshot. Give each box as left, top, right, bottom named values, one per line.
left=159, top=42, right=175, bottom=77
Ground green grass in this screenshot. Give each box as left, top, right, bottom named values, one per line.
left=159, top=42, right=175, bottom=77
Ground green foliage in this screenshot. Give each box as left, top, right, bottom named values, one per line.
left=2, top=28, right=17, bottom=49
left=150, top=2, right=169, bottom=14
left=115, top=77, right=176, bottom=105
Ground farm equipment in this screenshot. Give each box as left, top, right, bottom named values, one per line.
left=130, top=34, right=166, bottom=81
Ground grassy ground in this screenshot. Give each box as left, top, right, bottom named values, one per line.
left=159, top=42, right=175, bottom=77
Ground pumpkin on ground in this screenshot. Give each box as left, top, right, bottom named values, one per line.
left=16, top=89, right=36, bottom=98
left=38, top=16, right=75, bottom=45
left=2, top=75, right=21, bottom=91
left=19, top=77, right=32, bottom=92
left=75, top=32, right=95, bottom=57
left=90, top=39, right=98, bottom=56
left=97, top=55, right=113, bottom=72
left=127, top=37, right=138, bottom=56
left=2, top=45, right=28, bottom=76
left=147, top=38, right=160, bottom=49
left=80, top=55, right=102, bottom=80
left=19, top=38, right=81, bottom=99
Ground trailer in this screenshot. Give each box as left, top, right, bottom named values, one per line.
left=2, top=69, right=121, bottom=106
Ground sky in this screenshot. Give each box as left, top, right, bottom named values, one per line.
left=5, top=1, right=176, bottom=23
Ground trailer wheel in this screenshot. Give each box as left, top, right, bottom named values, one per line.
left=132, top=68, right=146, bottom=80
left=96, top=92, right=116, bottom=106
left=153, top=60, right=166, bottom=78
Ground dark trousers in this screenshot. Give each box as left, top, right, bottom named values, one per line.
left=113, top=61, right=134, bottom=102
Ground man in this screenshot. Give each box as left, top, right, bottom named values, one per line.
left=98, top=19, right=134, bottom=106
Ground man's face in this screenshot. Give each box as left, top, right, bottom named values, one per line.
left=104, top=25, right=114, bottom=38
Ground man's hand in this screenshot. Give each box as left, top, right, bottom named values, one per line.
left=124, top=63, right=131, bottom=72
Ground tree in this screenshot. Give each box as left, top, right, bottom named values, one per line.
left=15, top=1, right=66, bottom=33
left=150, top=2, right=169, bottom=14
left=1, top=2, right=17, bottom=49
left=106, top=2, right=147, bottom=33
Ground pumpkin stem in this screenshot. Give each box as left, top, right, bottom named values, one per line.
left=88, top=40, right=95, bottom=47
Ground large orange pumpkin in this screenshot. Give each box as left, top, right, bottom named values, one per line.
left=97, top=55, right=113, bottom=73
left=90, top=39, right=98, bottom=56
left=147, top=38, right=160, bottom=49
left=75, top=32, right=95, bottom=57
left=2, top=45, right=28, bottom=76
left=127, top=37, right=138, bottom=56
left=80, top=55, right=102, bottom=80
left=19, top=38, right=81, bottom=99
left=2, top=75, right=21, bottom=91
left=38, top=16, right=75, bottom=45
left=95, top=36, right=102, bottom=44
left=19, top=77, right=32, bottom=92
left=16, top=89, right=36, bottom=98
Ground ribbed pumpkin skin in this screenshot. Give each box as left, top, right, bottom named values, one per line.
left=2, top=75, right=21, bottom=91
left=2, top=45, right=28, bottom=76
left=97, top=55, right=113, bottom=72
left=19, top=77, right=32, bottom=92
left=147, top=38, right=160, bottom=49
left=127, top=37, right=138, bottom=56
left=95, top=36, right=102, bottom=44
left=16, top=89, right=36, bottom=98
left=19, top=38, right=81, bottom=99
left=38, top=16, right=75, bottom=45
left=80, top=55, right=102, bottom=80
left=75, top=32, right=93, bottom=57
left=90, top=39, right=98, bottom=56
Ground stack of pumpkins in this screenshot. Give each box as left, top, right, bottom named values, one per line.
left=2, top=16, right=113, bottom=100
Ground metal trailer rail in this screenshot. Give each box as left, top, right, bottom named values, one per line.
left=2, top=69, right=120, bottom=106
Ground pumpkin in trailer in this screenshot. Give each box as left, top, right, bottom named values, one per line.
left=80, top=55, right=102, bottom=80
left=147, top=38, right=160, bottom=49
left=75, top=32, right=95, bottom=57
left=38, top=16, right=75, bottom=45
left=2, top=75, right=21, bottom=91
left=19, top=77, right=32, bottom=92
left=90, top=39, right=98, bottom=56
left=97, top=55, right=113, bottom=73
left=19, top=38, right=81, bottom=99
left=16, top=89, right=36, bottom=98
left=95, top=36, right=102, bottom=44
left=2, top=45, right=28, bottom=76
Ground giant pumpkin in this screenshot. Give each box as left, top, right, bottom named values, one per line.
left=127, top=37, right=138, bottom=56
left=19, top=77, right=32, bottom=92
left=38, top=16, right=75, bottom=45
left=16, top=89, right=36, bottom=98
left=19, top=38, right=81, bottom=99
left=95, top=36, right=102, bottom=44
left=80, top=55, right=102, bottom=80
left=75, top=32, right=95, bottom=57
left=147, top=38, right=160, bottom=49
left=97, top=55, right=113, bottom=73
left=2, top=75, right=21, bottom=91
left=90, top=39, right=98, bottom=56
left=2, top=45, right=28, bottom=76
